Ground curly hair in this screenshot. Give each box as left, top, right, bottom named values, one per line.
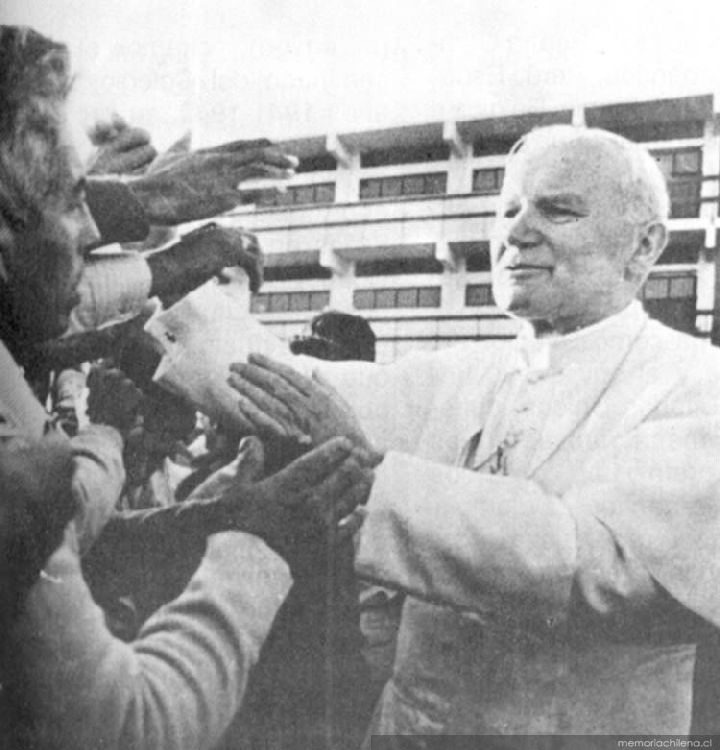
left=0, top=26, right=72, bottom=224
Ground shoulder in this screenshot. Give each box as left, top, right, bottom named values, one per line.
left=637, top=320, right=720, bottom=406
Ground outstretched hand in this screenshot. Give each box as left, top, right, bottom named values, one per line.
left=146, top=224, right=264, bottom=297
left=187, top=435, right=374, bottom=569
left=228, top=354, right=383, bottom=465
left=128, top=139, right=298, bottom=225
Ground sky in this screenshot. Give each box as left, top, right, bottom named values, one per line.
left=2, top=0, right=720, bottom=152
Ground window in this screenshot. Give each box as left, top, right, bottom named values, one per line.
left=361, top=144, right=450, bottom=168
left=651, top=148, right=702, bottom=218
left=353, top=286, right=441, bottom=309
left=472, top=168, right=504, bottom=195
left=359, top=173, right=447, bottom=201
left=472, top=137, right=517, bottom=157
left=254, top=182, right=336, bottom=207
left=264, top=264, right=332, bottom=282
left=658, top=231, right=703, bottom=264
left=251, top=291, right=330, bottom=314
left=465, top=284, right=494, bottom=307
left=355, top=257, right=443, bottom=277
left=640, top=273, right=696, bottom=301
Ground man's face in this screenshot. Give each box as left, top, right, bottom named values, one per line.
left=3, top=118, right=100, bottom=342
left=491, top=139, right=638, bottom=335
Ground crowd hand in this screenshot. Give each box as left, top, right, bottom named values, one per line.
left=187, top=435, right=374, bottom=567
left=147, top=224, right=263, bottom=295
left=129, top=138, right=298, bottom=225
left=86, top=113, right=157, bottom=175
left=0, top=429, right=75, bottom=614
left=86, top=364, right=144, bottom=437
left=228, top=354, right=384, bottom=464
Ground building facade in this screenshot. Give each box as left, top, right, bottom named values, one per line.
left=225, top=95, right=720, bottom=363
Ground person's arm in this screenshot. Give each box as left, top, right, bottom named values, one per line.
left=355, top=402, right=720, bottom=637
left=225, top=352, right=720, bottom=638
left=71, top=425, right=126, bottom=556
left=85, top=141, right=297, bottom=246
left=9, top=437, right=372, bottom=750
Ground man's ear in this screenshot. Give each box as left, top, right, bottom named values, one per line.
left=624, top=222, right=668, bottom=283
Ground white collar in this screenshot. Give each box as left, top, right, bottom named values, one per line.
left=514, top=302, right=648, bottom=375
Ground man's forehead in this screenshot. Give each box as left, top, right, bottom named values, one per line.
left=503, top=138, right=623, bottom=197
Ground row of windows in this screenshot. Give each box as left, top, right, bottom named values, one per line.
left=359, top=173, right=447, bottom=200
left=251, top=274, right=696, bottom=315
left=251, top=290, right=330, bottom=313
left=255, top=183, right=336, bottom=207
left=247, top=145, right=704, bottom=216
left=354, top=287, right=442, bottom=309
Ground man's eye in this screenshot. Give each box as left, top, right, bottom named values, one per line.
left=541, top=202, right=581, bottom=220
left=502, top=205, right=520, bottom=219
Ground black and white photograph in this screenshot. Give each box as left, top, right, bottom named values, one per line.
left=2, top=1, right=720, bottom=747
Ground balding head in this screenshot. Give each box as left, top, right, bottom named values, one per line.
left=506, top=125, right=670, bottom=229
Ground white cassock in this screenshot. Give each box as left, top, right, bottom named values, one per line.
left=150, top=287, right=720, bottom=737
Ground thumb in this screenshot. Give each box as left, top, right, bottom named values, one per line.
left=165, top=131, right=193, bottom=156
left=234, top=436, right=265, bottom=483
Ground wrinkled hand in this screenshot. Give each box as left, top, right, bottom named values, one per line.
left=188, top=435, right=374, bottom=570
left=87, top=365, right=144, bottom=435
left=128, top=139, right=298, bottom=225
left=227, top=354, right=383, bottom=464
left=146, top=224, right=263, bottom=296
left=0, top=429, right=75, bottom=615
left=87, top=114, right=157, bottom=175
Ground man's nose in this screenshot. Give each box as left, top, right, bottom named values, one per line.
left=80, top=209, right=102, bottom=256
left=504, top=206, right=541, bottom=249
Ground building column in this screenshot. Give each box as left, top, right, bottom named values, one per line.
left=320, top=245, right=354, bottom=311
left=443, top=120, right=472, bottom=194
left=326, top=133, right=360, bottom=203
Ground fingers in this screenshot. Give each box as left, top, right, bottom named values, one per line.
left=234, top=436, right=265, bottom=483
left=108, top=143, right=158, bottom=173
left=227, top=371, right=305, bottom=440
left=230, top=359, right=310, bottom=408
left=210, top=148, right=298, bottom=174
left=271, top=436, right=353, bottom=494
left=200, top=138, right=273, bottom=153
left=111, top=126, right=153, bottom=152
left=308, top=457, right=374, bottom=523
left=246, top=353, right=314, bottom=397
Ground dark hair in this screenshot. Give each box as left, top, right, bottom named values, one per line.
left=0, top=27, right=72, bottom=221
left=289, top=311, right=376, bottom=362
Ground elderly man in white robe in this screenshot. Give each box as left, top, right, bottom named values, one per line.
left=223, top=125, right=720, bottom=740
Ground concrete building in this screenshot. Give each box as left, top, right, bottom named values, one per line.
left=226, top=94, right=720, bottom=363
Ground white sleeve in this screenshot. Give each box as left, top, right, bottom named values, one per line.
left=12, top=525, right=292, bottom=750
left=65, top=251, right=153, bottom=335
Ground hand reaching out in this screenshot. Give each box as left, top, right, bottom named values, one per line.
left=187, top=435, right=375, bottom=572
left=227, top=354, right=383, bottom=465
left=128, top=139, right=298, bottom=225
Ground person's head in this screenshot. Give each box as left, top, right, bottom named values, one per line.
left=491, top=125, right=669, bottom=336
left=289, top=310, right=376, bottom=362
left=0, top=27, right=100, bottom=349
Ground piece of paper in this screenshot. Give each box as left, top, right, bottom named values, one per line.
left=145, top=271, right=293, bottom=430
